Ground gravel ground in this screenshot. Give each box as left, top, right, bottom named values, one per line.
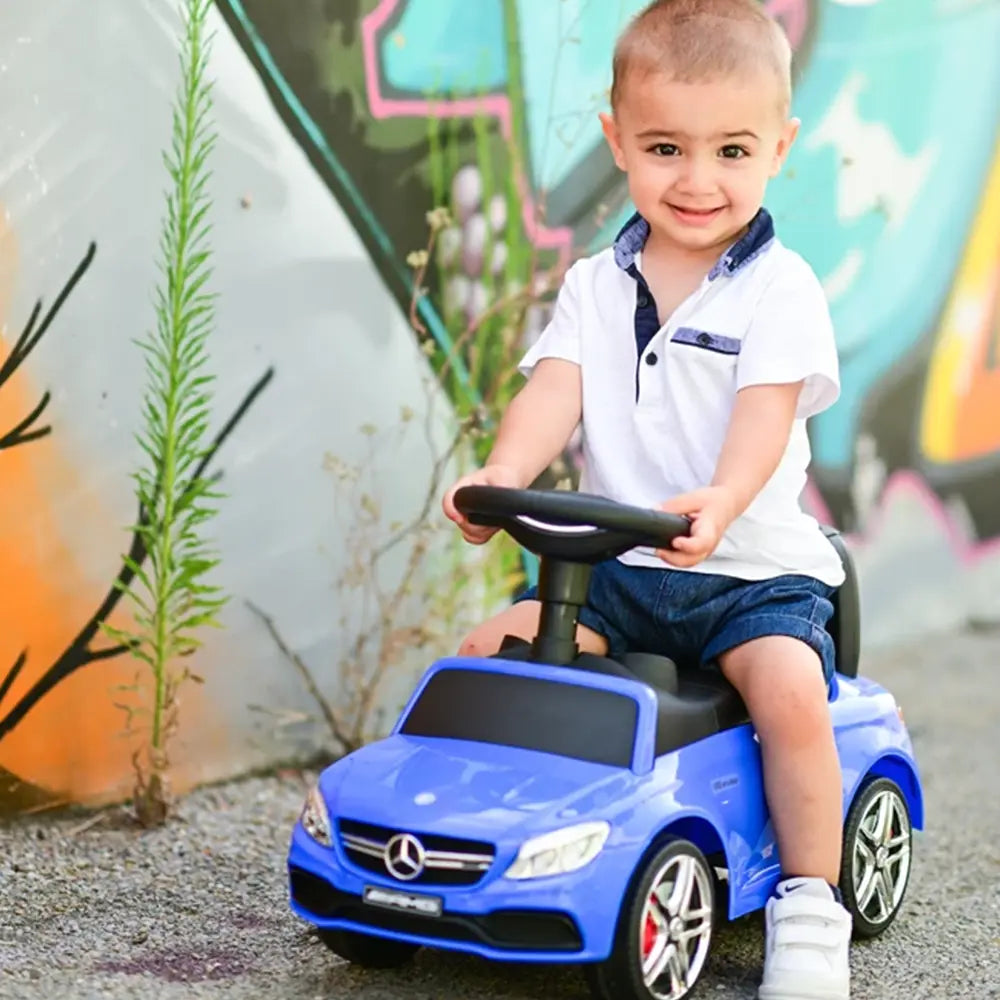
left=2, top=630, right=999, bottom=1000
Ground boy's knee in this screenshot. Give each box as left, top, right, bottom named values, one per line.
left=458, top=602, right=542, bottom=659
left=721, top=637, right=831, bottom=741
left=457, top=630, right=495, bottom=658
left=458, top=632, right=484, bottom=656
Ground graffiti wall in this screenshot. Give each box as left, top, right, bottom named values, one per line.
left=1, top=0, right=998, bottom=811
left=214, top=0, right=1000, bottom=638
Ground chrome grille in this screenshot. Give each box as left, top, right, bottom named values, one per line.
left=337, top=818, right=495, bottom=886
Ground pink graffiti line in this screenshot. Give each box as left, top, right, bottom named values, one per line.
left=764, top=0, right=809, bottom=51
left=360, top=0, right=572, bottom=264
left=803, top=470, right=1000, bottom=566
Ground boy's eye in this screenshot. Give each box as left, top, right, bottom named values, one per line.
left=720, top=145, right=749, bottom=160
left=649, top=143, right=680, bottom=157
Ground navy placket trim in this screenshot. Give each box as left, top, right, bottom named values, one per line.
left=613, top=214, right=659, bottom=400
left=612, top=208, right=776, bottom=400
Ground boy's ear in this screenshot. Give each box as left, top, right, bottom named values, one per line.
left=599, top=112, right=627, bottom=171
left=770, top=116, right=801, bottom=177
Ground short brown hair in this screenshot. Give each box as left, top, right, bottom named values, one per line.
left=610, top=0, right=792, bottom=111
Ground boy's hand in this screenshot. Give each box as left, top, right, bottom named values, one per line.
left=654, top=486, right=738, bottom=568
left=442, top=465, right=524, bottom=544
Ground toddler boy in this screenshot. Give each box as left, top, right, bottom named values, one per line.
left=443, top=1, right=853, bottom=997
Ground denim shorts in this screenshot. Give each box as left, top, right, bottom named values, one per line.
left=516, top=558, right=837, bottom=684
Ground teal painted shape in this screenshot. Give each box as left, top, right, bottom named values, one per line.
left=364, top=0, right=1000, bottom=475
left=380, top=0, right=508, bottom=94
left=222, top=0, right=478, bottom=397
left=766, top=0, right=1000, bottom=470
left=587, top=0, right=1000, bottom=473
left=514, top=0, right=647, bottom=192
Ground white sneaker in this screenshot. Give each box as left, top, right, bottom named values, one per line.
left=758, top=877, right=852, bottom=1000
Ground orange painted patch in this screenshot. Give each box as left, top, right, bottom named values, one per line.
left=0, top=328, right=217, bottom=807
left=0, top=374, right=144, bottom=801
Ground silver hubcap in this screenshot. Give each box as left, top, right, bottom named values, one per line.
left=852, top=788, right=911, bottom=925
left=639, top=853, right=714, bottom=999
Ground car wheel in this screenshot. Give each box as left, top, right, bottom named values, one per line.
left=317, top=928, right=420, bottom=968
left=839, top=776, right=913, bottom=939
left=585, top=838, right=715, bottom=1000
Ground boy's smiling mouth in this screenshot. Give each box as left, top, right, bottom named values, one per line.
left=668, top=204, right=726, bottom=226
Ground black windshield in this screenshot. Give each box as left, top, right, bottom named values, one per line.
left=399, top=668, right=637, bottom=769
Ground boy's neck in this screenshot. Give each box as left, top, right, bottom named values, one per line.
left=642, top=220, right=752, bottom=278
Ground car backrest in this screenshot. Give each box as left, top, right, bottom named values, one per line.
left=821, top=526, right=861, bottom=679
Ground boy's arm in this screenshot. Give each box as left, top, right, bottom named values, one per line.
left=486, top=357, right=582, bottom=486
left=712, top=380, right=804, bottom=516
left=657, top=258, right=839, bottom=567
left=657, top=381, right=802, bottom=566
left=444, top=259, right=587, bottom=543
left=442, top=357, right=581, bottom=543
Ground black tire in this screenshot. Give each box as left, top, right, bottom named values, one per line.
left=839, top=776, right=913, bottom=939
left=585, top=838, right=715, bottom=1000
left=317, top=928, right=420, bottom=968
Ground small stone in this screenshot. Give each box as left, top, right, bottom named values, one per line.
left=131, top=930, right=148, bottom=945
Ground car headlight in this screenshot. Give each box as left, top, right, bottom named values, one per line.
left=300, top=783, right=332, bottom=846
left=504, top=821, right=611, bottom=880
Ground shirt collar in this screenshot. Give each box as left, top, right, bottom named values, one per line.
left=612, top=207, right=775, bottom=280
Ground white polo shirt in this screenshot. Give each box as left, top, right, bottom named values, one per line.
left=518, top=209, right=845, bottom=587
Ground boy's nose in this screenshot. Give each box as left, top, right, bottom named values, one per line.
left=674, top=158, right=716, bottom=195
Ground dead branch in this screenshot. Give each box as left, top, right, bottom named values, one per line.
left=246, top=599, right=356, bottom=754
left=0, top=243, right=97, bottom=452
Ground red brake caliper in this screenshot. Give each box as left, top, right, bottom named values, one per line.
left=642, top=894, right=658, bottom=956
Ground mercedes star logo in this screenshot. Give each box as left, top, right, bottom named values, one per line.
left=384, top=832, right=426, bottom=881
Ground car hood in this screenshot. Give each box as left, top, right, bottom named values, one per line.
left=323, top=734, right=639, bottom=842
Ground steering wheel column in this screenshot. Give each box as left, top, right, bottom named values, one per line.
left=533, top=559, right=593, bottom=665
left=453, top=487, right=691, bottom=667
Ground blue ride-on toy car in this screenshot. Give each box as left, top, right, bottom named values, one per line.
left=288, top=486, right=922, bottom=1000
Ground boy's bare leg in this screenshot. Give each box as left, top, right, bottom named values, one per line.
left=458, top=600, right=609, bottom=659
left=718, top=635, right=842, bottom=882
left=721, top=636, right=851, bottom=999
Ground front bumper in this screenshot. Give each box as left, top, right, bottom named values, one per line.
left=287, top=822, right=628, bottom=963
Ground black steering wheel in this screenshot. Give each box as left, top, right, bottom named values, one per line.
left=453, top=486, right=691, bottom=563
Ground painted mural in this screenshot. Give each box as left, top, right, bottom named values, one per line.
left=216, top=0, right=1000, bottom=533
left=212, top=0, right=1000, bottom=640
left=2, top=0, right=999, bottom=811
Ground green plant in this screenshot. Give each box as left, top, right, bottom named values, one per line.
left=105, top=0, right=224, bottom=826
left=254, top=195, right=541, bottom=754
left=259, top=11, right=594, bottom=752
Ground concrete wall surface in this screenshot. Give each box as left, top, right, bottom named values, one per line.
left=1, top=0, right=998, bottom=810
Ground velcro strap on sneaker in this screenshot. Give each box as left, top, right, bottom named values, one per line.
left=772, top=922, right=842, bottom=950
left=772, top=895, right=846, bottom=924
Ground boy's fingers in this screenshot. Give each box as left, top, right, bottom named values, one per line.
left=465, top=527, right=495, bottom=545
left=660, top=489, right=711, bottom=516
left=690, top=519, right=717, bottom=541
left=670, top=535, right=700, bottom=552
left=659, top=498, right=693, bottom=516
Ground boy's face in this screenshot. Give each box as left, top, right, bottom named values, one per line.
left=600, top=71, right=798, bottom=257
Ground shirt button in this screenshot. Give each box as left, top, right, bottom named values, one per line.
left=697, top=332, right=712, bottom=346
left=645, top=352, right=658, bottom=366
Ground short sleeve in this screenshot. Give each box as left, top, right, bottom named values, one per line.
left=518, top=262, right=582, bottom=378
left=737, top=256, right=840, bottom=419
